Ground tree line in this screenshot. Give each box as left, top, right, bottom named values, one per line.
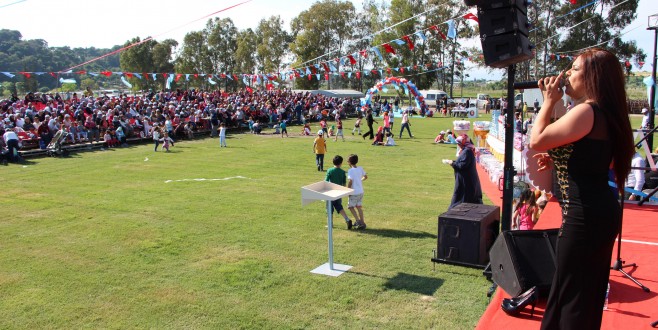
left=0, top=0, right=644, bottom=98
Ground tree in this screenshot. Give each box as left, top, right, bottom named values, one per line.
left=80, top=78, right=99, bottom=91
left=256, top=16, right=289, bottom=74
left=235, top=28, right=258, bottom=75
left=290, top=0, right=355, bottom=90
left=59, top=83, right=77, bottom=92
left=553, top=0, right=644, bottom=73
left=175, top=31, right=212, bottom=90
left=206, top=18, right=238, bottom=75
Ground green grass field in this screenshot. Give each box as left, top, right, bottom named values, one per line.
left=1, top=115, right=496, bottom=329
left=0, top=112, right=649, bottom=329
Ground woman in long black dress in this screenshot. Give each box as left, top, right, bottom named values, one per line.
left=530, top=48, right=634, bottom=329
left=446, top=134, right=483, bottom=209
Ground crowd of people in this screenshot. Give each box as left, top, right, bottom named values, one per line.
left=0, top=88, right=366, bottom=162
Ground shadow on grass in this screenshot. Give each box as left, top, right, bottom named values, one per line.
left=358, top=228, right=435, bottom=240
left=384, top=272, right=444, bottom=296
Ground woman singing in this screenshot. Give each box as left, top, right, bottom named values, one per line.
left=530, top=48, right=634, bottom=329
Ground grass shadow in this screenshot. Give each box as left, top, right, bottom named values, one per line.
left=358, top=228, right=435, bottom=240
left=384, top=272, right=444, bottom=296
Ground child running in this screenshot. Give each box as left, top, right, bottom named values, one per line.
left=325, top=155, right=354, bottom=229
left=347, top=154, right=368, bottom=230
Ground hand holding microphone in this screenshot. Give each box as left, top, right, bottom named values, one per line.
left=538, top=71, right=566, bottom=105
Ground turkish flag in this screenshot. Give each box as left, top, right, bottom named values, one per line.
left=347, top=55, right=357, bottom=65
left=100, top=71, right=112, bottom=77
left=322, top=62, right=330, bottom=72
left=356, top=72, right=361, bottom=80
left=359, top=50, right=368, bottom=58
left=463, top=13, right=479, bottom=23
left=402, top=35, right=414, bottom=50
left=382, top=43, right=396, bottom=54
left=324, top=74, right=329, bottom=81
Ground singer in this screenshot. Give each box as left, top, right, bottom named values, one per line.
left=529, top=48, right=634, bottom=330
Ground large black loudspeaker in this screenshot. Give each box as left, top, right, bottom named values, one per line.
left=467, top=0, right=534, bottom=68
left=433, top=203, right=500, bottom=268
left=489, top=229, right=559, bottom=297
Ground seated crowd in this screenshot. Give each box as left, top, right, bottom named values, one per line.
left=0, top=88, right=361, bottom=162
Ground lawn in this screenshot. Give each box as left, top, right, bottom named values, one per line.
left=1, top=115, right=495, bottom=329
left=1, top=109, right=651, bottom=329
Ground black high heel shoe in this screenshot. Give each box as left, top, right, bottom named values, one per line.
left=501, top=286, right=538, bottom=317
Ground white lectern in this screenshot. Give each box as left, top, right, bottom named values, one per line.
left=301, top=181, right=354, bottom=276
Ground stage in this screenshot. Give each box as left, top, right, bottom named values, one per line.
left=475, top=165, right=658, bottom=329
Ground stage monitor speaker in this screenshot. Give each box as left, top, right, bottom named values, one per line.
left=434, top=203, right=500, bottom=268
left=489, top=229, right=559, bottom=297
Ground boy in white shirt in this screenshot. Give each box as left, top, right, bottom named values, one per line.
left=347, top=154, right=368, bottom=230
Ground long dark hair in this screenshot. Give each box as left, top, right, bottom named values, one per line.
left=579, top=48, right=634, bottom=190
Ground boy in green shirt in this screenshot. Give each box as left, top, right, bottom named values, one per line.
left=325, top=155, right=353, bottom=229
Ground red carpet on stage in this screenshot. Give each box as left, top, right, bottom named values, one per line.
left=475, top=165, right=658, bottom=329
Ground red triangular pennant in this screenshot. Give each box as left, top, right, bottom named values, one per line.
left=347, top=55, right=357, bottom=65
left=382, top=43, right=396, bottom=54
left=76, top=70, right=86, bottom=75
left=100, top=71, right=112, bottom=77
left=322, top=62, right=330, bottom=72
left=356, top=72, right=361, bottom=80
left=402, top=35, right=414, bottom=50
left=124, top=72, right=134, bottom=78
left=324, top=74, right=329, bottom=81
left=19, top=72, right=30, bottom=78
left=400, top=67, right=405, bottom=74
left=359, top=50, right=368, bottom=58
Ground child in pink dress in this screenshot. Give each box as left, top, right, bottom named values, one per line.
left=512, top=189, right=539, bottom=230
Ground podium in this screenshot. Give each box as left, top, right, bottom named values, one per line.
left=301, top=181, right=354, bottom=276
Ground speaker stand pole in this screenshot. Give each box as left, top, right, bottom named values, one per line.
left=501, top=64, right=517, bottom=231
left=611, top=186, right=650, bottom=292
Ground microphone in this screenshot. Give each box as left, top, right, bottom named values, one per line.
left=513, top=79, right=566, bottom=90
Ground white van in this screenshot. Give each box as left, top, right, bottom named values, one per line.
left=420, top=90, right=448, bottom=108
left=475, top=93, right=490, bottom=110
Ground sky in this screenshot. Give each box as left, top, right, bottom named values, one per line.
left=0, top=0, right=657, bottom=80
